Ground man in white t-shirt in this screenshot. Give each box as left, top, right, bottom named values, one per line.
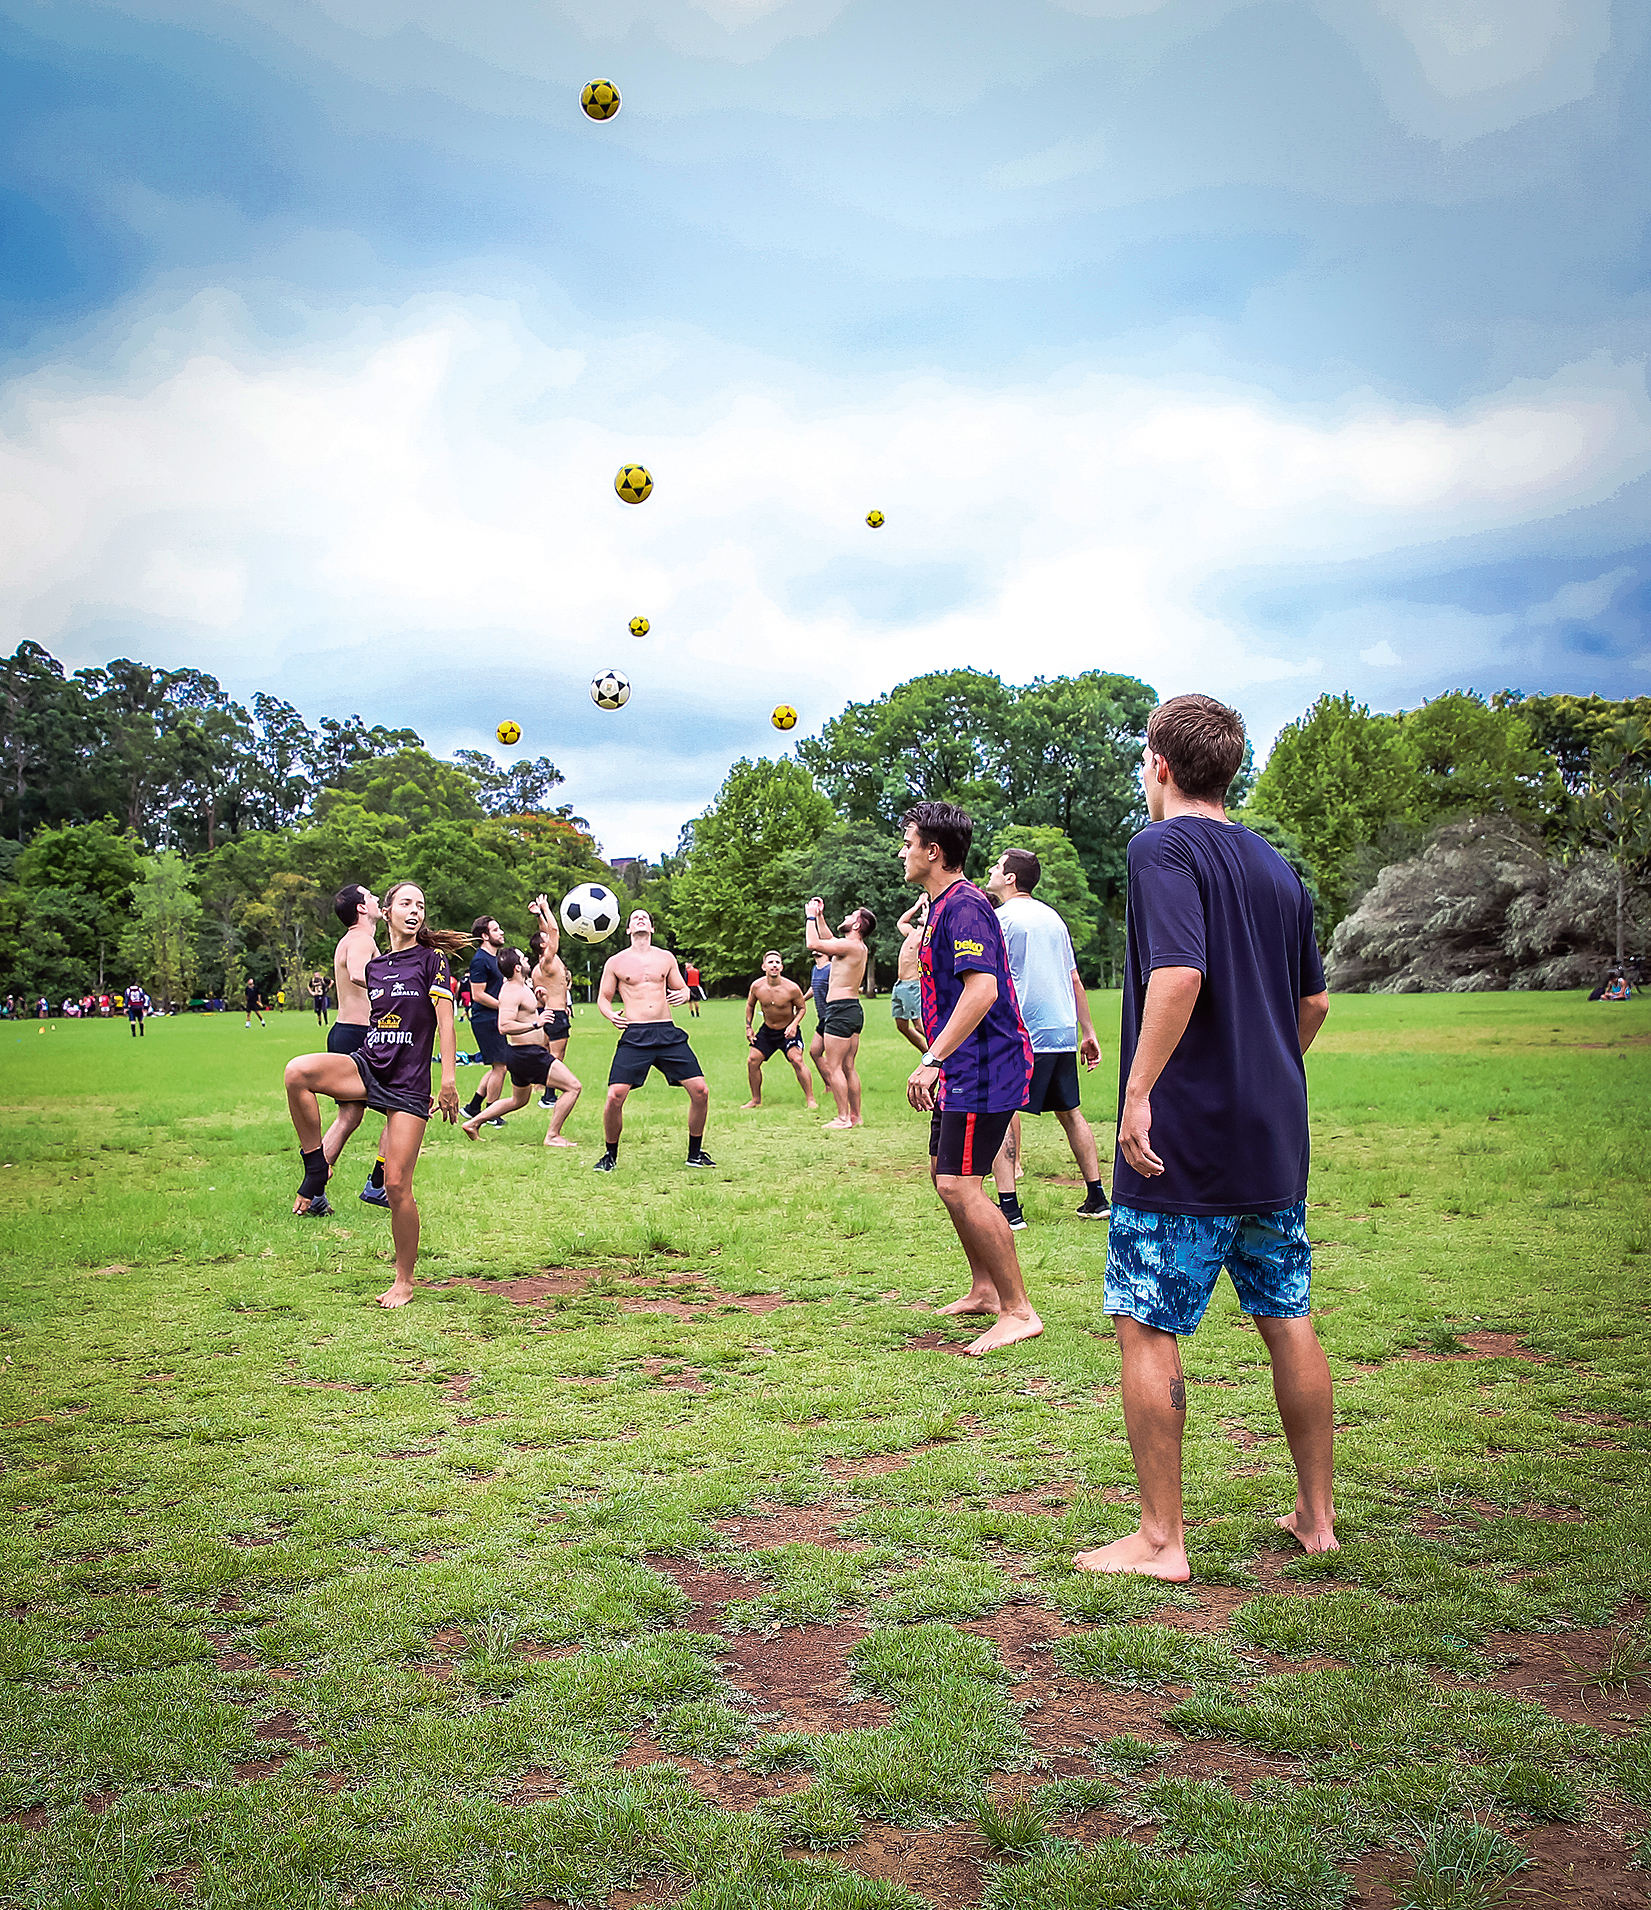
left=984, top=847, right=1110, bottom=1227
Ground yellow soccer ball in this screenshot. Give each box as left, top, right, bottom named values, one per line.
left=616, top=464, right=653, bottom=504
left=629, top=615, right=650, bottom=637
left=495, top=720, right=521, bottom=746
left=581, top=78, right=621, bottom=121
left=771, top=704, right=798, bottom=732
left=865, top=509, right=885, bottom=528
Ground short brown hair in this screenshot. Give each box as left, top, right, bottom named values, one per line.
left=851, top=907, right=876, bottom=939
left=1000, top=848, right=1040, bottom=894
left=1145, top=694, right=1246, bottom=802
left=471, top=915, right=497, bottom=940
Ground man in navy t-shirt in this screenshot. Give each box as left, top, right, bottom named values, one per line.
left=901, top=800, right=1037, bottom=1356
left=1075, top=694, right=1335, bottom=1584
left=462, top=915, right=510, bottom=1125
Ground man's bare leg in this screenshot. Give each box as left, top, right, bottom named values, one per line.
left=786, top=1047, right=817, bottom=1108
left=1054, top=1104, right=1102, bottom=1183
left=932, top=1172, right=1042, bottom=1352
left=544, top=1062, right=582, bottom=1146
left=821, top=1034, right=853, bottom=1127
left=1254, top=1314, right=1338, bottom=1553
left=741, top=1048, right=765, bottom=1109
left=1074, top=1316, right=1191, bottom=1580
left=894, top=1015, right=925, bottom=1055
left=604, top=1084, right=629, bottom=1145
left=321, top=1099, right=367, bottom=1170
left=377, top=1113, right=427, bottom=1308
left=684, top=1077, right=710, bottom=1157
left=989, top=1116, right=1019, bottom=1198
left=462, top=1084, right=532, bottom=1138
left=284, top=1054, right=370, bottom=1213
left=844, top=1033, right=863, bottom=1125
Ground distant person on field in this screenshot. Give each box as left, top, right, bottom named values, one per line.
left=124, top=982, right=146, bottom=1037
left=591, top=909, right=712, bottom=1173
left=983, top=847, right=1110, bottom=1230
left=244, top=978, right=266, bottom=1028
left=1075, top=694, right=1334, bottom=1583
left=890, top=897, right=929, bottom=1053
left=460, top=946, right=582, bottom=1145
left=742, top=951, right=816, bottom=1110
left=309, top=972, right=329, bottom=1024
left=462, top=915, right=511, bottom=1126
left=900, top=801, right=1038, bottom=1356
left=1591, top=965, right=1631, bottom=1002
left=682, top=959, right=705, bottom=1017
left=805, top=898, right=873, bottom=1129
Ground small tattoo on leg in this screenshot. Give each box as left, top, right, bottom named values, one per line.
left=1169, top=1379, right=1187, bottom=1411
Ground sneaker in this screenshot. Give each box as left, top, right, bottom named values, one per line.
left=592, top=1154, right=617, bottom=1173
left=999, top=1201, right=1028, bottom=1231
left=685, top=1151, right=717, bottom=1168
left=539, top=1091, right=557, bottom=1109
left=299, top=1192, right=334, bottom=1218
left=1075, top=1192, right=1112, bottom=1220
left=488, top=1117, right=506, bottom=1129
left=359, top=1182, right=390, bottom=1209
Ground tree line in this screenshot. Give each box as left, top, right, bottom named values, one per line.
left=1, top=636, right=1644, bottom=1006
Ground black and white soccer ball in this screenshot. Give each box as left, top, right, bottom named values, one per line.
left=590, top=669, right=630, bottom=710
left=561, top=882, right=619, bottom=944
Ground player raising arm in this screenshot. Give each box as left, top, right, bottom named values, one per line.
left=461, top=946, right=582, bottom=1145
left=804, top=897, right=874, bottom=1129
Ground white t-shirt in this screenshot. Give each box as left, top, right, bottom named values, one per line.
left=997, top=895, right=1078, bottom=1053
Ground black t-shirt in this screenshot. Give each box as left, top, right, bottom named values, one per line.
left=244, top=981, right=258, bottom=1008
left=361, top=944, right=453, bottom=1103
left=467, top=949, right=504, bottom=1024
left=1114, top=818, right=1326, bottom=1216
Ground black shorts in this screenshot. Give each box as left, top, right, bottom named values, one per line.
left=690, top=984, right=707, bottom=1002
left=1024, top=1050, right=1082, bottom=1115
left=750, top=1023, right=803, bottom=1059
left=470, top=1015, right=511, bottom=1066
left=349, top=1053, right=432, bottom=1121
left=608, top=1023, right=705, bottom=1089
left=542, top=1009, right=571, bottom=1044
left=821, top=999, right=864, bottom=1039
left=328, top=1021, right=369, bottom=1056
left=506, top=1045, right=553, bottom=1088
left=930, top=1107, right=1016, bottom=1178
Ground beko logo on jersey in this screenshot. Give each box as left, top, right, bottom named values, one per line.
left=953, top=938, right=983, bottom=955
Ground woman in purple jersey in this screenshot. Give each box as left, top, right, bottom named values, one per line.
left=283, top=882, right=468, bottom=1308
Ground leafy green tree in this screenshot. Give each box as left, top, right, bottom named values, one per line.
left=767, top=820, right=916, bottom=986
left=1247, top=695, right=1420, bottom=930
left=317, top=747, right=484, bottom=835
left=673, top=758, right=833, bottom=984
left=986, top=824, right=1099, bottom=960
left=15, top=819, right=142, bottom=912
left=0, top=643, right=90, bottom=842
left=1577, top=717, right=1651, bottom=963
left=1396, top=692, right=1560, bottom=826
left=451, top=751, right=567, bottom=817
left=120, top=851, right=203, bottom=1005
left=1493, top=691, right=1651, bottom=795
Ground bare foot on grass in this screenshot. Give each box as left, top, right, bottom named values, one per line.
left=804, top=1099, right=818, bottom=1110
left=966, top=1308, right=1043, bottom=1355
left=543, top=1136, right=576, bottom=1149
left=938, top=1288, right=999, bottom=1317
left=377, top=1276, right=416, bottom=1309
left=740, top=1099, right=761, bottom=1109
left=460, top=1119, right=482, bottom=1141
left=1276, top=1509, right=1339, bottom=1554
left=1072, top=1530, right=1191, bottom=1581
left=822, top=1117, right=853, bottom=1130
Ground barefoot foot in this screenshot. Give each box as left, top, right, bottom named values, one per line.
left=740, top=1099, right=761, bottom=1109
left=1276, top=1510, right=1339, bottom=1554
left=543, top=1135, right=576, bottom=1149
left=938, top=1290, right=999, bottom=1317
left=966, top=1309, right=1043, bottom=1355
left=804, top=1099, right=818, bottom=1110
left=377, top=1276, right=416, bottom=1309
left=461, top=1119, right=482, bottom=1140
left=822, top=1117, right=853, bottom=1130
left=1072, top=1529, right=1190, bottom=1580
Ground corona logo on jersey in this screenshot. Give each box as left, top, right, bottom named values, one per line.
left=376, top=1012, right=402, bottom=1029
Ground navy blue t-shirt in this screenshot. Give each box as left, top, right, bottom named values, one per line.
left=467, top=948, right=504, bottom=1026
left=1114, top=818, right=1326, bottom=1216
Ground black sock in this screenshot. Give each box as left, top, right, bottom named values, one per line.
left=1086, top=1179, right=1106, bottom=1202
left=600, top=1142, right=618, bottom=1165
left=298, top=1146, right=328, bottom=1199
left=687, top=1134, right=704, bottom=1161
left=370, top=1156, right=385, bottom=1190
left=463, top=1094, right=483, bottom=1117
left=999, top=1189, right=1022, bottom=1211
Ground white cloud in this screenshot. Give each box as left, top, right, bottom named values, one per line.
left=1359, top=638, right=1401, bottom=666
left=1523, top=563, right=1633, bottom=626
left=1, top=292, right=1646, bottom=850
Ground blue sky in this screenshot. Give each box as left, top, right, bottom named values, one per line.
left=0, top=0, right=1645, bottom=855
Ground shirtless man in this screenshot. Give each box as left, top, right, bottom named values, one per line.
left=527, top=894, right=573, bottom=1110
left=804, top=896, right=875, bottom=1129
left=592, top=910, right=713, bottom=1172
left=741, top=952, right=816, bottom=1109
left=890, top=897, right=928, bottom=1053
left=460, top=946, right=582, bottom=1144
left=316, top=883, right=392, bottom=1211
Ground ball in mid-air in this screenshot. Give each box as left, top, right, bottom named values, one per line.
left=580, top=78, right=621, bottom=121
left=865, top=509, right=885, bottom=528
left=561, top=882, right=619, bottom=943
left=591, top=669, right=631, bottom=710
left=771, top=704, right=798, bottom=732
left=495, top=719, right=521, bottom=746
left=615, top=464, right=652, bottom=504
left=629, top=615, right=650, bottom=637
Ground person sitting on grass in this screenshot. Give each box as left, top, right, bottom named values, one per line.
left=283, top=881, right=467, bottom=1308
left=1075, top=695, right=1335, bottom=1581
left=460, top=947, right=582, bottom=1146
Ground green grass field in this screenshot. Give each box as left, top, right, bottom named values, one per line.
left=2, top=991, right=1649, bottom=1909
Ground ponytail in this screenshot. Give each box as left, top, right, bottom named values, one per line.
left=382, top=881, right=474, bottom=959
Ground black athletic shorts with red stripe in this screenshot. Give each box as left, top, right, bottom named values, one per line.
left=929, top=1107, right=1016, bottom=1178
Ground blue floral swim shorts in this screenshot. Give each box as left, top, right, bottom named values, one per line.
left=1103, top=1200, right=1312, bottom=1337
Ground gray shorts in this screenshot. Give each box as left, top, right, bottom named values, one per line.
left=890, top=978, right=921, bottom=1019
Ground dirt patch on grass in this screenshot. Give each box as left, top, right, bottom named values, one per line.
left=208, top=1630, right=264, bottom=1671
left=1350, top=1817, right=1650, bottom=1909
left=714, top=1501, right=863, bottom=1549
left=813, top=1825, right=989, bottom=1906
left=253, top=1710, right=315, bottom=1747
left=640, top=1359, right=709, bottom=1393
left=983, top=1481, right=1081, bottom=1515
left=438, top=1270, right=795, bottom=1318
left=1404, top=1331, right=1547, bottom=1363
left=3, top=1806, right=47, bottom=1828
left=903, top=1330, right=979, bottom=1358
left=718, top=1623, right=889, bottom=1732
left=646, top=1557, right=767, bottom=1631
left=1482, top=1623, right=1651, bottom=1732
left=825, top=1450, right=922, bottom=1479
left=504, top=1768, right=562, bottom=1806
left=620, top=1733, right=811, bottom=1809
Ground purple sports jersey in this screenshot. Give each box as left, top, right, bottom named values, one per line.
left=360, top=944, right=453, bottom=1105
left=919, top=880, right=1033, bottom=1113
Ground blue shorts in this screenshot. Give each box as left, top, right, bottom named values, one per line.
left=1103, top=1201, right=1311, bottom=1338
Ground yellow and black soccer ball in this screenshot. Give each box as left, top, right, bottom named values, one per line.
left=495, top=720, right=521, bottom=746
left=580, top=79, right=621, bottom=121
left=629, top=615, right=650, bottom=637
left=771, top=704, right=798, bottom=732
left=865, top=509, right=885, bottom=528
left=615, top=464, right=653, bottom=504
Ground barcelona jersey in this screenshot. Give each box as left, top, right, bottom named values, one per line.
left=919, top=880, right=1033, bottom=1113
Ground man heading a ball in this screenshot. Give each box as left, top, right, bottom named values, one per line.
left=591, top=910, right=713, bottom=1172
left=804, top=898, right=875, bottom=1130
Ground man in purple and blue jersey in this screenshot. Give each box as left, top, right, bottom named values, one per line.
left=901, top=800, right=1039, bottom=1356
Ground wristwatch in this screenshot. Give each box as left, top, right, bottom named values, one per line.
left=919, top=1051, right=940, bottom=1068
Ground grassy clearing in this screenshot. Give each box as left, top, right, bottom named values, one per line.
left=1, top=989, right=1648, bottom=1905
